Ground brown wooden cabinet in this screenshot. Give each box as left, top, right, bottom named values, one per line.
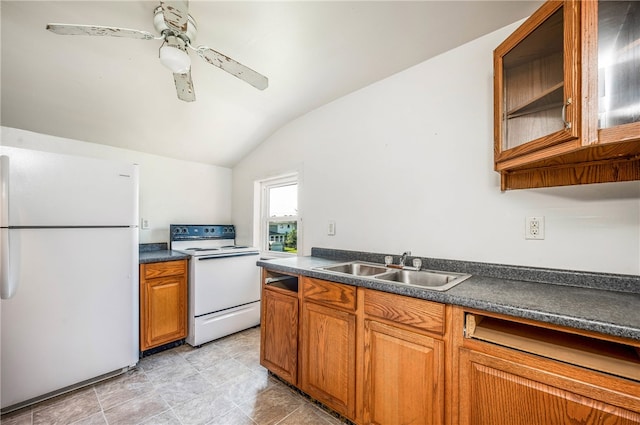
left=453, top=307, right=640, bottom=425
left=458, top=349, right=640, bottom=425
left=260, top=272, right=299, bottom=385
left=300, top=277, right=357, bottom=420
left=259, top=267, right=640, bottom=425
left=494, top=0, right=640, bottom=190
left=362, top=289, right=446, bottom=425
left=139, top=259, right=188, bottom=351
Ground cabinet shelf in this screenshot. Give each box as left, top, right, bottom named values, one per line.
left=264, top=272, right=298, bottom=293
left=465, top=313, right=640, bottom=382
left=506, top=82, right=564, bottom=119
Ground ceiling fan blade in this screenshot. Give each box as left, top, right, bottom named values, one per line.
left=173, top=70, right=195, bottom=102
left=160, top=1, right=189, bottom=33
left=196, top=47, right=268, bottom=90
left=46, top=24, right=156, bottom=40
left=165, top=36, right=194, bottom=101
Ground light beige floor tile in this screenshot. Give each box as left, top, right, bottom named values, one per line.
left=70, top=411, right=107, bottom=425
left=199, top=358, right=254, bottom=388
left=94, top=368, right=154, bottom=411
left=155, top=372, right=216, bottom=407
left=172, top=388, right=235, bottom=425
left=33, top=388, right=101, bottom=425
left=276, top=403, right=343, bottom=425
left=0, top=408, right=32, bottom=425
left=233, top=350, right=264, bottom=374
left=237, top=384, right=304, bottom=425
left=205, top=407, right=257, bottom=425
left=221, top=369, right=280, bottom=406
left=219, top=336, right=261, bottom=359
left=138, top=410, right=182, bottom=425
left=142, top=356, right=199, bottom=384
left=102, top=392, right=169, bottom=425
left=182, top=345, right=228, bottom=372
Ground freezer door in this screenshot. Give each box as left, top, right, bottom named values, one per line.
left=0, top=146, right=138, bottom=226
left=1, top=227, right=138, bottom=409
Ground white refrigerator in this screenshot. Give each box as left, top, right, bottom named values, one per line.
left=0, top=146, right=139, bottom=411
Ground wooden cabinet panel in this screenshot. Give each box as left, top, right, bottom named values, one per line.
left=260, top=286, right=298, bottom=385
left=364, top=289, right=445, bottom=335
left=363, top=319, right=444, bottom=425
left=142, top=260, right=186, bottom=279
left=302, top=277, right=357, bottom=311
left=139, top=260, right=187, bottom=351
left=300, top=300, right=356, bottom=419
left=458, top=348, right=640, bottom=425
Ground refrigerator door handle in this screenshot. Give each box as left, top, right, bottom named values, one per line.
left=1, top=155, right=8, bottom=227
left=0, top=229, right=14, bottom=299
left=0, top=155, right=16, bottom=299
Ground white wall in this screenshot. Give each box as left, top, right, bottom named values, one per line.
left=1, top=126, right=232, bottom=244
left=232, top=21, right=640, bottom=276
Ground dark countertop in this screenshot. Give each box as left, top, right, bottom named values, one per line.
left=257, top=249, right=640, bottom=342
left=139, top=250, right=190, bottom=264
left=139, top=243, right=190, bottom=264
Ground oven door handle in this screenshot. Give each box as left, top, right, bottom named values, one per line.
left=197, top=252, right=260, bottom=261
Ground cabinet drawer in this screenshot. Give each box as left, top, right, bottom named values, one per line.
left=302, top=277, right=357, bottom=311
left=364, top=289, right=445, bottom=335
left=142, top=260, right=187, bottom=279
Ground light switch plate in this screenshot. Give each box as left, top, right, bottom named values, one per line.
left=328, top=220, right=336, bottom=236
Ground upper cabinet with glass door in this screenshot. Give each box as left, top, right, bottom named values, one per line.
left=597, top=1, right=639, bottom=138
left=494, top=0, right=640, bottom=190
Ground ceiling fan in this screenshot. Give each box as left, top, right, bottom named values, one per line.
left=46, top=1, right=268, bottom=102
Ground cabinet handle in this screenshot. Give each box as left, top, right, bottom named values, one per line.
left=562, top=98, right=572, bottom=130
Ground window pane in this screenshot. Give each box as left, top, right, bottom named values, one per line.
left=269, top=184, right=297, bottom=217
left=268, top=220, right=297, bottom=253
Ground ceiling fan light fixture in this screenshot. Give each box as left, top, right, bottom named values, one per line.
left=159, top=44, right=191, bottom=74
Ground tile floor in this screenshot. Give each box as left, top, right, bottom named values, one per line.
left=1, top=326, right=343, bottom=425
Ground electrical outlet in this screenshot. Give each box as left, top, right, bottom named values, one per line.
left=525, top=216, right=544, bottom=240
left=141, top=218, right=150, bottom=229
left=328, top=220, right=336, bottom=236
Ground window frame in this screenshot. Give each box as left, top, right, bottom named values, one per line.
left=255, top=173, right=300, bottom=257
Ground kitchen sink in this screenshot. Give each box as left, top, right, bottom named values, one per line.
left=374, top=269, right=471, bottom=291
left=315, top=261, right=471, bottom=291
left=316, top=261, right=389, bottom=276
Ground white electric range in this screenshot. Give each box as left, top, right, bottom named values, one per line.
left=170, top=224, right=260, bottom=347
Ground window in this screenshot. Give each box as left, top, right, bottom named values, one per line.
left=257, top=174, right=299, bottom=254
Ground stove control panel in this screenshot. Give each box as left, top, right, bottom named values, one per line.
left=170, top=224, right=236, bottom=241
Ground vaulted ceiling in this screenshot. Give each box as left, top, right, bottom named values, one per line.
left=1, top=1, right=541, bottom=167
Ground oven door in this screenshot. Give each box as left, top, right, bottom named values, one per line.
left=191, top=252, right=260, bottom=316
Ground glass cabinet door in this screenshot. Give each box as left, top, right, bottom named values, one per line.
left=597, top=1, right=640, bottom=131
left=494, top=1, right=580, bottom=163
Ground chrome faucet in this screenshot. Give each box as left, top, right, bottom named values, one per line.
left=399, top=251, right=411, bottom=266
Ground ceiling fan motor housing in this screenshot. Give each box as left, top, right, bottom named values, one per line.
left=153, top=5, right=197, bottom=44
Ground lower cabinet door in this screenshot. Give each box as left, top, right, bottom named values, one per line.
left=458, top=348, right=640, bottom=425
left=300, top=301, right=356, bottom=419
left=260, top=287, right=298, bottom=385
left=140, top=274, right=187, bottom=350
left=363, top=319, right=445, bottom=425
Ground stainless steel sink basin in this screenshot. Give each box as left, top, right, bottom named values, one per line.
left=316, top=261, right=471, bottom=291
left=316, top=261, right=388, bottom=276
left=374, top=269, right=471, bottom=291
